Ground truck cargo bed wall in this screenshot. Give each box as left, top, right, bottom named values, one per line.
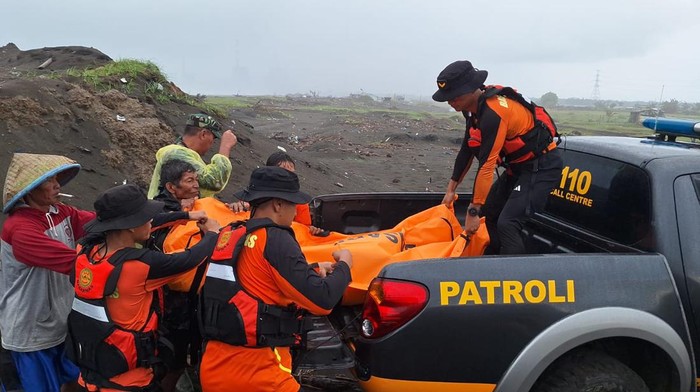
left=311, top=192, right=470, bottom=234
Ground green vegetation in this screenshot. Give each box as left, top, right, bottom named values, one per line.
left=550, top=108, right=700, bottom=136
left=66, top=59, right=164, bottom=92
left=206, top=96, right=260, bottom=111
left=540, top=92, right=559, bottom=107
left=549, top=109, right=641, bottom=136
left=206, top=95, right=437, bottom=121
left=59, top=59, right=225, bottom=116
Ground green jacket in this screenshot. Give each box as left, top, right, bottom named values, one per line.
left=148, top=144, right=232, bottom=198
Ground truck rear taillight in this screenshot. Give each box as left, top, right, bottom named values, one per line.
left=361, top=278, right=428, bottom=339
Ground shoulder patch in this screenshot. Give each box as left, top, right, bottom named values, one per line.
left=497, top=96, right=509, bottom=108
left=78, top=268, right=93, bottom=291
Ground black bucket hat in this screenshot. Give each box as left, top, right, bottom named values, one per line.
left=234, top=166, right=311, bottom=205
left=432, top=60, right=488, bottom=102
left=186, top=113, right=222, bottom=138
left=84, top=184, right=164, bottom=233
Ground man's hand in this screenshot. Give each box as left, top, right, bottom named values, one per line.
left=315, top=262, right=334, bottom=278
left=181, top=197, right=197, bottom=211
left=198, top=218, right=221, bottom=234
left=442, top=179, right=459, bottom=207
left=442, top=190, right=457, bottom=207
left=332, top=249, right=353, bottom=269
left=226, top=201, right=249, bottom=213
left=219, top=130, right=237, bottom=157
left=309, top=226, right=324, bottom=236
left=188, top=210, right=208, bottom=223
left=465, top=213, right=480, bottom=235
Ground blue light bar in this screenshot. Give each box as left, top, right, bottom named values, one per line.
left=642, top=117, right=700, bottom=138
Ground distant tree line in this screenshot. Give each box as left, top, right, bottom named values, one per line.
left=533, top=92, right=700, bottom=115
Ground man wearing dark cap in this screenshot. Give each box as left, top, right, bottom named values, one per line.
left=229, top=151, right=326, bottom=235
left=67, top=184, right=220, bottom=391
left=433, top=60, right=563, bottom=254
left=148, top=113, right=238, bottom=198
left=198, top=166, right=353, bottom=392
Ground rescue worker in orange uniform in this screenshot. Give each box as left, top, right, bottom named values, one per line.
left=198, top=166, right=353, bottom=392
left=229, top=151, right=325, bottom=236
left=66, top=184, right=221, bottom=391
left=263, top=151, right=318, bottom=230
left=433, top=60, right=563, bottom=254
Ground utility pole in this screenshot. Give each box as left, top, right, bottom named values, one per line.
left=591, top=70, right=601, bottom=102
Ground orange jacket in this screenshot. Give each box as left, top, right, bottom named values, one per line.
left=200, top=219, right=351, bottom=392
left=75, top=233, right=217, bottom=391
left=453, top=94, right=557, bottom=204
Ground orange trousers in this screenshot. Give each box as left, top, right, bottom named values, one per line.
left=199, top=341, right=299, bottom=392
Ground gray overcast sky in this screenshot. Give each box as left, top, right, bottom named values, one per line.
left=3, top=0, right=700, bottom=102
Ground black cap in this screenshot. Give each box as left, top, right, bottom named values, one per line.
left=234, top=166, right=311, bottom=205
left=432, top=60, right=488, bottom=102
left=84, top=184, right=164, bottom=232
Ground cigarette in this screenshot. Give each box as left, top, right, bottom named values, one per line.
left=58, top=193, right=74, bottom=198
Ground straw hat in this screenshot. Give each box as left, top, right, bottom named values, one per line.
left=2, top=153, right=81, bottom=214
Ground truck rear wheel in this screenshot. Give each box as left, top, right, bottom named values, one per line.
left=531, top=349, right=649, bottom=392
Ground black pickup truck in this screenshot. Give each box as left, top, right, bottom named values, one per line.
left=300, top=121, right=700, bottom=392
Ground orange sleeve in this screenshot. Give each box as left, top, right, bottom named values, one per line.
left=472, top=99, right=508, bottom=204
left=294, top=204, right=312, bottom=226
left=238, top=227, right=351, bottom=316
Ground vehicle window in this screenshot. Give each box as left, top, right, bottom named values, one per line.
left=692, top=174, right=700, bottom=204
left=676, top=174, right=700, bottom=335
left=544, top=150, right=652, bottom=246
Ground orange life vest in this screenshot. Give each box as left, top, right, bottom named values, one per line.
left=470, top=85, right=560, bottom=165
left=66, top=248, right=161, bottom=391
left=198, top=221, right=312, bottom=348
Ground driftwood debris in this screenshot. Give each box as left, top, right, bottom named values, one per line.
left=37, top=57, right=53, bottom=69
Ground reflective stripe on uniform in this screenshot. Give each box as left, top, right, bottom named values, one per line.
left=274, top=347, right=292, bottom=373
left=72, top=298, right=109, bottom=322
left=206, top=263, right=236, bottom=282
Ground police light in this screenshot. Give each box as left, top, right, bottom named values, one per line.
left=642, top=117, right=700, bottom=139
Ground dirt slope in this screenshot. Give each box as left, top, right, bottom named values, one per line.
left=0, top=43, right=255, bottom=214
left=0, top=43, right=469, bottom=225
